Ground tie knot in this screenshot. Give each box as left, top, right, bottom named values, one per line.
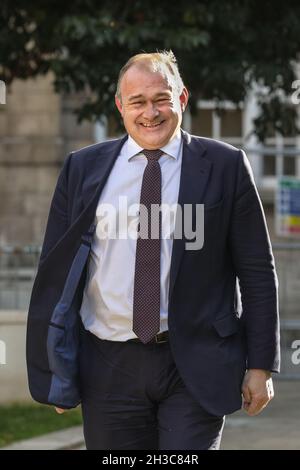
left=143, top=149, right=163, bottom=161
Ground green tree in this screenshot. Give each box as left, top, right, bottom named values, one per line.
left=1, top=0, right=300, bottom=140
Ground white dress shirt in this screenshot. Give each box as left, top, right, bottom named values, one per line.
left=79, top=130, right=183, bottom=341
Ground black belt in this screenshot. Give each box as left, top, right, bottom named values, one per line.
left=127, top=330, right=169, bottom=344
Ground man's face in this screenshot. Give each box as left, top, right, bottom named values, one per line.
left=115, top=65, right=189, bottom=149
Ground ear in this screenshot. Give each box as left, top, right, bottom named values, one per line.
left=179, top=87, right=189, bottom=112
left=115, top=95, right=123, bottom=115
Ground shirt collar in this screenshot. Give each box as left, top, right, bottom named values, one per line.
left=126, top=129, right=182, bottom=161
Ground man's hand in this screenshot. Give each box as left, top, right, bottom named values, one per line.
left=242, top=369, right=274, bottom=416
left=55, top=407, right=66, bottom=414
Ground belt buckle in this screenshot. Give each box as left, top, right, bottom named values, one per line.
left=155, top=332, right=167, bottom=344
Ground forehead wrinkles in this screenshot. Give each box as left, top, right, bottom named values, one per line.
left=121, top=65, right=173, bottom=99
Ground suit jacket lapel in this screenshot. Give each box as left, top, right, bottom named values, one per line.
left=82, top=135, right=128, bottom=209
left=72, top=135, right=128, bottom=245
left=169, top=131, right=212, bottom=302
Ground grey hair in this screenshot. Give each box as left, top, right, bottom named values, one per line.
left=116, top=50, right=185, bottom=101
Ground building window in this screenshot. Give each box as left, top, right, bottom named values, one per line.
left=220, top=109, right=242, bottom=138
left=263, top=154, right=276, bottom=176
left=191, top=109, right=213, bottom=137
left=283, top=146, right=297, bottom=176
left=189, top=101, right=243, bottom=148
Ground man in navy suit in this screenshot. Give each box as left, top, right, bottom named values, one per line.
left=26, top=51, right=280, bottom=450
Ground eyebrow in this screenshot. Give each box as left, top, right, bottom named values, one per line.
left=127, top=94, right=143, bottom=102
left=155, top=92, right=172, bottom=98
left=127, top=91, right=172, bottom=103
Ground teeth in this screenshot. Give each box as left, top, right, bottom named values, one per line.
left=141, top=122, right=162, bottom=127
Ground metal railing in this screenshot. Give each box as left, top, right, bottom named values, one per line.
left=0, top=246, right=40, bottom=310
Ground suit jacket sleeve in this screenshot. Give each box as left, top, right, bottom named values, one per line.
left=229, top=150, right=280, bottom=373
left=39, top=152, right=73, bottom=266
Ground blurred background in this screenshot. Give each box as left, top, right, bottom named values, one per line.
left=0, top=0, right=300, bottom=449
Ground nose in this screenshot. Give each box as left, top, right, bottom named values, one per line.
left=143, top=102, right=159, bottom=120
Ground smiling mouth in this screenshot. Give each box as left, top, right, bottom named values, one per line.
left=140, top=120, right=165, bottom=128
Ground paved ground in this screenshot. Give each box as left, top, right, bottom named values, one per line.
left=2, top=380, right=300, bottom=450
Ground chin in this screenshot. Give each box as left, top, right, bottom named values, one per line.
left=144, top=133, right=170, bottom=147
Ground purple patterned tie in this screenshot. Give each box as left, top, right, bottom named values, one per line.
left=132, top=149, right=163, bottom=343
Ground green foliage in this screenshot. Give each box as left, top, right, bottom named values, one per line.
left=1, top=0, right=300, bottom=140
left=0, top=403, right=82, bottom=447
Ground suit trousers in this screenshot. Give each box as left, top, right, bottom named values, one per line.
left=79, top=329, right=225, bottom=450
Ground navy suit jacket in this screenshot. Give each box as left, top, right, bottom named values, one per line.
left=26, top=130, right=280, bottom=416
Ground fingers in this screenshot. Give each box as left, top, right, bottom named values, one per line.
left=242, top=381, right=252, bottom=412
left=244, top=395, right=268, bottom=416
left=242, top=383, right=251, bottom=404
left=242, top=380, right=274, bottom=416
left=242, top=370, right=274, bottom=416
left=55, top=407, right=66, bottom=414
